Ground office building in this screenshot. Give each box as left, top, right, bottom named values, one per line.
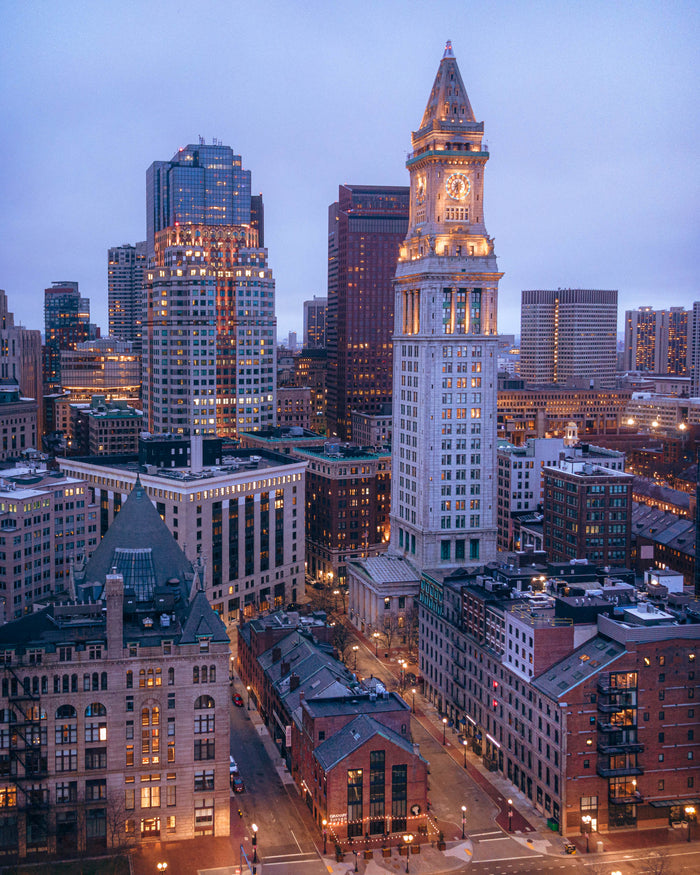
left=623, top=306, right=689, bottom=375
left=43, top=283, right=93, bottom=393
left=68, top=396, right=143, bottom=456
left=276, top=386, right=312, bottom=430
left=0, top=381, right=38, bottom=461
left=58, top=445, right=305, bottom=625
left=0, top=290, right=42, bottom=436
left=303, top=296, right=327, bottom=349
left=108, top=243, right=147, bottom=349
left=145, top=141, right=275, bottom=438
left=0, top=480, right=231, bottom=859
left=60, top=338, right=141, bottom=398
left=691, top=302, right=700, bottom=398
left=0, top=463, right=94, bottom=618
left=520, top=289, right=617, bottom=387
left=543, top=458, right=632, bottom=566
left=293, top=348, right=327, bottom=434
left=326, top=185, right=409, bottom=440
left=298, top=443, right=390, bottom=587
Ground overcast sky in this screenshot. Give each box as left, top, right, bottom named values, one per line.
left=1, top=0, right=698, bottom=341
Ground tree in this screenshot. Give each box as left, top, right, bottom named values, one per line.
left=382, top=617, right=398, bottom=652
left=332, top=621, right=353, bottom=664
left=638, top=849, right=673, bottom=875
left=404, top=606, right=419, bottom=656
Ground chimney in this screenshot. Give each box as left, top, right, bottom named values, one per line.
left=272, top=647, right=281, bottom=663
left=290, top=673, right=300, bottom=692
left=105, top=570, right=124, bottom=654
left=281, top=660, right=290, bottom=675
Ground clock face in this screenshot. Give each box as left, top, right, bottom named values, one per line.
left=415, top=178, right=426, bottom=204
left=446, top=173, right=470, bottom=201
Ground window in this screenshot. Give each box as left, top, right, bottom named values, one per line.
left=55, top=781, right=77, bottom=803
left=391, top=764, right=407, bottom=833
left=347, top=769, right=363, bottom=838
left=85, top=721, right=107, bottom=743
left=55, top=750, right=77, bottom=772
left=86, top=779, right=106, bottom=801
left=141, top=707, right=160, bottom=765
left=194, top=771, right=214, bottom=792
left=85, top=748, right=107, bottom=770
left=194, top=739, right=215, bottom=761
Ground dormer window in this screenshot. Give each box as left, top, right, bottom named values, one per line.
left=199, top=637, right=210, bottom=654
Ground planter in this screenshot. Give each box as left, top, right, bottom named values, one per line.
left=411, top=844, right=421, bottom=854
left=437, top=841, right=446, bottom=851
left=364, top=850, right=372, bottom=860
left=382, top=848, right=391, bottom=858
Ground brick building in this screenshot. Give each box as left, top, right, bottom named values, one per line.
left=0, top=480, right=231, bottom=860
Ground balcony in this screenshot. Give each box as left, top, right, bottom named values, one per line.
left=597, top=740, right=644, bottom=755
left=597, top=764, right=644, bottom=778
left=598, top=677, right=637, bottom=695
left=609, top=790, right=644, bottom=805
left=597, top=719, right=637, bottom=733
left=597, top=698, right=636, bottom=714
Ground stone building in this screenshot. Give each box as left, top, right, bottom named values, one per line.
left=0, top=479, right=231, bottom=860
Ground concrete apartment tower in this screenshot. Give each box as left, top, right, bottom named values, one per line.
left=389, top=40, right=501, bottom=571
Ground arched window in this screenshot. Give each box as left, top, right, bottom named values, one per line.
left=167, top=667, right=174, bottom=686
left=71, top=674, right=78, bottom=692
left=41, top=676, right=48, bottom=695
left=126, top=671, right=133, bottom=689
left=62, top=675, right=69, bottom=693
left=101, top=672, right=107, bottom=691
left=209, top=665, right=216, bottom=683
left=32, top=677, right=39, bottom=695
left=85, top=703, right=107, bottom=718
left=141, top=706, right=161, bottom=765
left=201, top=666, right=208, bottom=684
left=193, top=667, right=199, bottom=684
left=83, top=673, right=90, bottom=692
left=56, top=705, right=77, bottom=719
left=92, top=672, right=99, bottom=691
left=194, top=695, right=215, bottom=710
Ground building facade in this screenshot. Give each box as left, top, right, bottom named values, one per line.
left=58, top=447, right=305, bottom=626
left=624, top=306, right=689, bottom=375
left=43, top=283, right=92, bottom=394
left=543, top=459, right=633, bottom=567
left=690, top=302, right=700, bottom=398
left=69, top=397, right=143, bottom=456
left=0, top=383, right=38, bottom=462
left=0, top=291, right=42, bottom=437
left=299, top=444, right=390, bottom=587
left=0, top=481, right=231, bottom=860
left=390, top=41, right=500, bottom=572
left=0, top=463, right=95, bottom=619
left=326, top=185, right=409, bottom=440
left=145, top=141, right=275, bottom=438
left=520, top=289, right=618, bottom=388
left=60, top=339, right=141, bottom=399
left=108, top=243, right=147, bottom=350
left=303, top=296, right=327, bottom=349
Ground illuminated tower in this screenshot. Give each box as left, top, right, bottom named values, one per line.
left=144, top=141, right=275, bottom=437
left=389, top=41, right=501, bottom=570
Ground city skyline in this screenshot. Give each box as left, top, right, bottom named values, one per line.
left=1, top=1, right=698, bottom=340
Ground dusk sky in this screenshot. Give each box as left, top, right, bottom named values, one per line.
left=1, top=1, right=698, bottom=341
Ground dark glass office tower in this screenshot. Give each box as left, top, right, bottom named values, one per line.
left=144, top=140, right=274, bottom=437
left=326, top=185, right=409, bottom=440
left=43, top=282, right=92, bottom=392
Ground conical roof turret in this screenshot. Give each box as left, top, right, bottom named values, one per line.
left=418, top=40, right=476, bottom=131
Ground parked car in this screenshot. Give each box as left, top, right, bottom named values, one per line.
left=232, top=693, right=244, bottom=707
left=232, top=776, right=245, bottom=793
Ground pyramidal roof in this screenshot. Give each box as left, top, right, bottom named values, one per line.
left=419, top=40, right=476, bottom=130
left=78, top=476, right=194, bottom=599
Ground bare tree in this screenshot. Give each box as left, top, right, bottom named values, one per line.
left=383, top=616, right=400, bottom=652
left=332, top=622, right=353, bottom=664
left=404, top=606, right=419, bottom=656
left=638, top=848, right=674, bottom=875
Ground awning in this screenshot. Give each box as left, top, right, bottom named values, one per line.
left=649, top=798, right=700, bottom=808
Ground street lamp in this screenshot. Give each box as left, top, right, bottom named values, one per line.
left=398, top=659, right=405, bottom=690
left=411, top=688, right=416, bottom=713
left=402, top=833, right=414, bottom=873
left=581, top=814, right=591, bottom=852
left=442, top=717, right=448, bottom=745
left=157, top=865, right=168, bottom=873
left=462, top=738, right=468, bottom=767
left=353, top=848, right=358, bottom=872
left=252, top=822, right=258, bottom=863
left=246, top=685, right=251, bottom=710
left=322, top=818, right=327, bottom=854
left=352, top=645, right=359, bottom=670
left=373, top=631, right=380, bottom=656
left=507, top=798, right=513, bottom=831
left=685, top=805, right=695, bottom=842
left=461, top=805, right=467, bottom=839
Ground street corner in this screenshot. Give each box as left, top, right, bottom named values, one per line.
left=512, top=834, right=557, bottom=856
left=443, top=838, right=475, bottom=863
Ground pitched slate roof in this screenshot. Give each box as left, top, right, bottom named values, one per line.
left=532, top=635, right=626, bottom=700
left=179, top=590, right=229, bottom=644
left=76, top=477, right=193, bottom=600
left=314, top=714, right=422, bottom=772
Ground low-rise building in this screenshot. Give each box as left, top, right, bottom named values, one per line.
left=0, top=463, right=95, bottom=619
left=58, top=445, right=306, bottom=627
left=68, top=396, right=143, bottom=456
left=277, top=386, right=312, bottom=430
left=0, top=480, right=231, bottom=859
left=0, top=381, right=38, bottom=461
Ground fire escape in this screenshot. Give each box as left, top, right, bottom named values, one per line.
left=3, top=665, right=49, bottom=852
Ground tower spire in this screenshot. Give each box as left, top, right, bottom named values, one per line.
left=419, top=42, right=476, bottom=131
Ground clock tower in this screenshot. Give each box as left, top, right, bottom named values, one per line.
left=390, top=41, right=502, bottom=571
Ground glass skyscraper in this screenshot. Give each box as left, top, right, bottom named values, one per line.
left=143, top=140, right=275, bottom=437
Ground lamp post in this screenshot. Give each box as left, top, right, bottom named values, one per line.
left=246, top=685, right=251, bottom=710
left=581, top=814, right=591, bottom=852
left=373, top=631, right=380, bottom=656
left=462, top=738, right=468, bottom=767
left=461, top=805, right=467, bottom=840
left=157, top=865, right=168, bottom=873
left=398, top=659, right=405, bottom=690
left=402, top=833, right=414, bottom=873
left=352, top=645, right=359, bottom=670
left=411, top=688, right=416, bottom=713
left=252, top=823, right=258, bottom=863
left=442, top=717, right=447, bottom=745
left=353, top=848, right=358, bottom=872
left=507, top=798, right=513, bottom=832
left=322, top=818, right=327, bottom=854
left=685, top=805, right=695, bottom=842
